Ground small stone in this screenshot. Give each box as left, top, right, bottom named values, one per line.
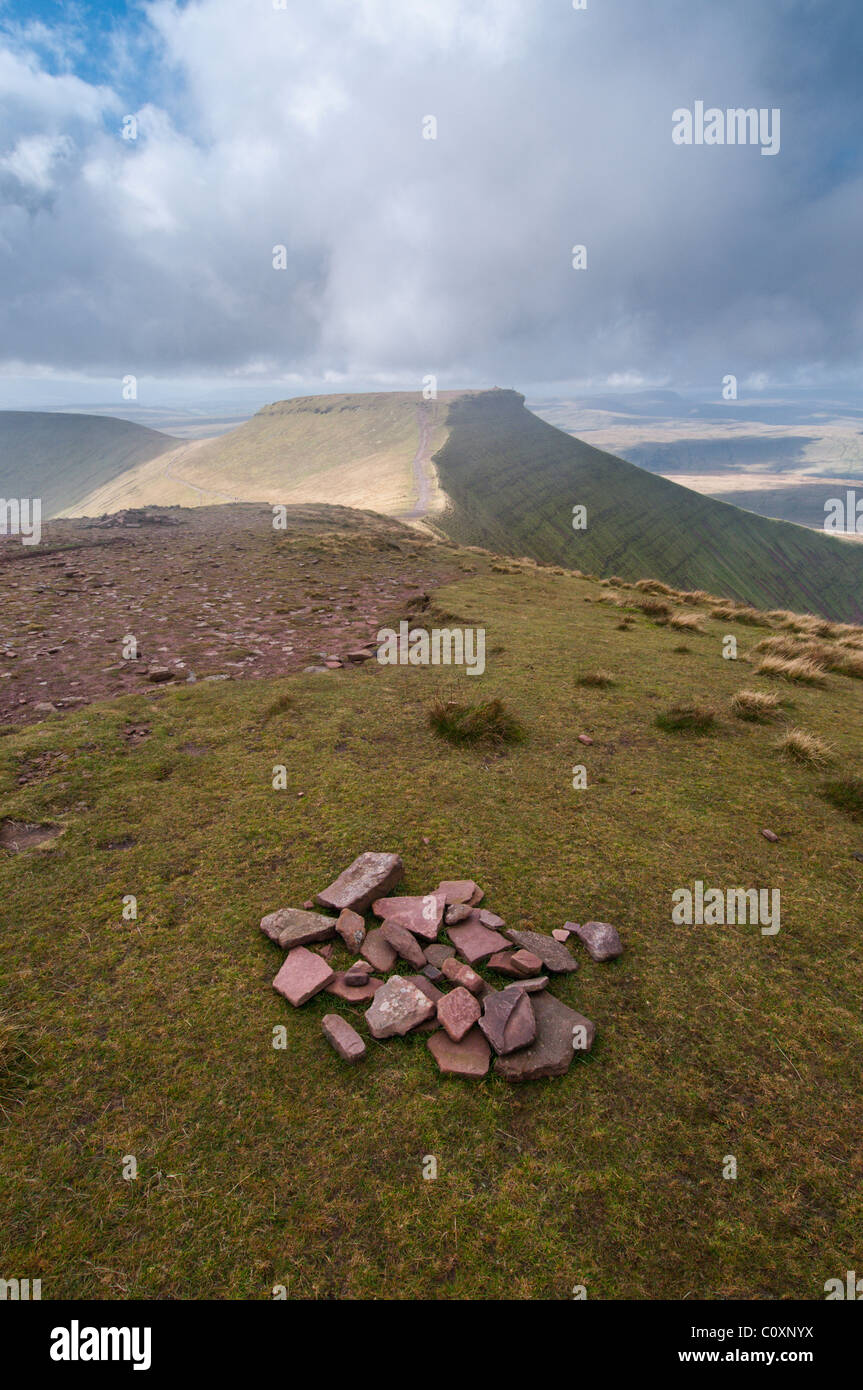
left=487, top=948, right=543, bottom=977
left=427, top=1026, right=490, bottom=1079
left=381, top=920, right=427, bottom=968
left=436, top=879, right=482, bottom=905
left=578, top=734, right=593, bottom=745
left=478, top=989, right=536, bottom=1054
left=273, top=947, right=334, bottom=1007
left=493, top=992, right=595, bottom=1082
left=551, top=929, right=570, bottom=943
left=336, top=908, right=366, bottom=953
left=502, top=929, right=578, bottom=973
left=344, top=962, right=372, bottom=986
left=361, top=928, right=398, bottom=973
left=365, top=976, right=435, bottom=1038
left=321, top=1014, right=366, bottom=1062
left=315, top=851, right=404, bottom=913
left=478, top=909, right=506, bottom=929
left=441, top=956, right=484, bottom=995
left=260, top=907, right=337, bottom=950
left=326, top=972, right=383, bottom=1004
left=570, top=921, right=623, bottom=962
left=33, top=701, right=57, bottom=714
left=147, top=667, right=175, bottom=683
left=317, top=943, right=335, bottom=961
left=424, top=943, right=455, bottom=967
left=762, top=829, right=779, bottom=843
left=422, top=963, right=443, bottom=982
left=437, top=986, right=481, bottom=1043
left=372, top=893, right=445, bottom=940
left=447, top=918, right=510, bottom=964
left=303, top=900, right=315, bottom=910
left=345, top=648, right=376, bottom=662
left=505, top=976, right=549, bottom=994
left=445, top=903, right=472, bottom=925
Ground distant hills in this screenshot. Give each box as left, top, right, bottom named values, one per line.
left=0, top=411, right=179, bottom=518
left=5, top=390, right=862, bottom=621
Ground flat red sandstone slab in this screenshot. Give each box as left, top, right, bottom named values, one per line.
left=436, top=879, right=483, bottom=905
left=447, top=917, right=510, bottom=964
left=325, top=972, right=383, bottom=1004
left=427, top=1026, right=491, bottom=1078
left=372, top=893, right=445, bottom=940
left=273, top=947, right=334, bottom=1007
left=316, top=852, right=404, bottom=913
left=365, top=976, right=435, bottom=1038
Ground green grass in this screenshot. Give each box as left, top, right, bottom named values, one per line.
left=655, top=703, right=717, bottom=734
left=1, top=566, right=862, bottom=1299
left=820, top=774, right=863, bottom=822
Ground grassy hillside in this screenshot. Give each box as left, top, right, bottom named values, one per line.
left=432, top=392, right=863, bottom=622
left=1, top=515, right=862, bottom=1299
left=68, top=392, right=456, bottom=519
left=0, top=412, right=177, bottom=518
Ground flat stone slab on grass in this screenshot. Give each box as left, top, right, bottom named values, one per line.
left=326, top=972, right=384, bottom=1004
left=365, top=976, right=435, bottom=1038
left=570, top=920, right=623, bottom=962
left=372, top=893, right=445, bottom=940
left=321, top=1014, right=366, bottom=1062
left=436, top=879, right=483, bottom=905
left=316, top=851, right=404, bottom=913
left=336, top=908, right=366, bottom=953
left=448, top=917, right=511, bottom=964
left=273, top=947, right=335, bottom=1007
left=360, top=928, right=398, bottom=973
left=506, top=976, right=549, bottom=994
left=479, top=988, right=536, bottom=1055
left=493, top=992, right=595, bottom=1082
left=260, top=907, right=337, bottom=950
left=381, top=920, right=427, bottom=968
left=437, top=986, right=481, bottom=1043
left=427, top=1026, right=491, bottom=1079
left=445, top=903, right=472, bottom=925
left=502, top=929, right=578, bottom=973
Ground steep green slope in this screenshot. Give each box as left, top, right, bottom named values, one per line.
left=0, top=412, right=178, bottom=518
left=433, top=392, right=863, bottom=622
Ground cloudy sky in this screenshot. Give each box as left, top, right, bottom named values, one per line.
left=1, top=0, right=862, bottom=408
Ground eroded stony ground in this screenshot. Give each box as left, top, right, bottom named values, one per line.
left=0, top=502, right=467, bottom=730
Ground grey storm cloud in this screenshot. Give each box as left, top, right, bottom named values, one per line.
left=1, top=0, right=862, bottom=390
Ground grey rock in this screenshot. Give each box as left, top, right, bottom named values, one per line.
left=570, top=920, right=623, bottom=962
left=260, top=907, right=337, bottom=950
left=502, top=929, right=578, bottom=973
left=316, top=852, right=404, bottom=913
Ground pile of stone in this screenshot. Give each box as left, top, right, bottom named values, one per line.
left=260, top=852, right=623, bottom=1082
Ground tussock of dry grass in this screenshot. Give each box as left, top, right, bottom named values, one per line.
left=669, top=610, right=705, bottom=632
left=757, top=653, right=827, bottom=685
left=776, top=727, right=834, bottom=767
left=731, top=689, right=780, bottom=722
left=577, top=670, right=616, bottom=688
left=428, top=695, right=525, bottom=747
left=655, top=703, right=717, bottom=733
left=635, top=597, right=671, bottom=619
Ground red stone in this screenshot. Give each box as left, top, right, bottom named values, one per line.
left=440, top=956, right=484, bottom=994
left=321, top=1014, right=366, bottom=1062
left=360, top=928, right=397, bottom=972
left=437, top=987, right=481, bottom=1042
left=365, top=977, right=435, bottom=1038
left=272, top=947, right=334, bottom=1007
left=315, top=852, right=404, bottom=913
left=427, top=1027, right=490, bottom=1078
left=447, top=917, right=510, bottom=964
left=336, top=908, right=366, bottom=953
left=436, top=879, right=481, bottom=905
left=372, top=893, right=445, bottom=940
left=381, top=920, right=427, bottom=968
left=326, top=972, right=383, bottom=1004
left=479, top=989, right=536, bottom=1055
